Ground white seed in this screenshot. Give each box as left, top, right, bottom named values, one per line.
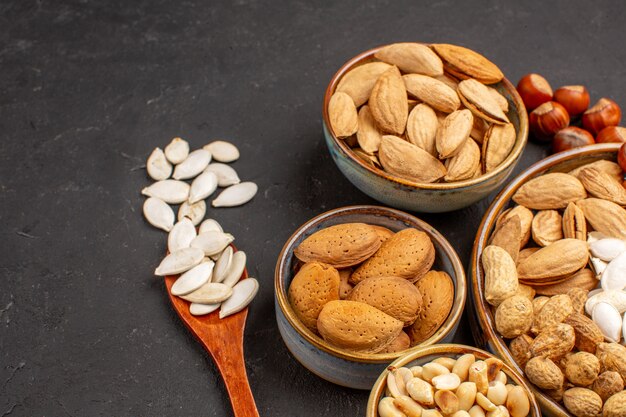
left=204, top=163, right=241, bottom=187
left=180, top=282, right=232, bottom=303
left=591, top=256, right=608, bottom=279
left=177, top=200, right=206, bottom=226
left=212, top=182, right=258, bottom=207
left=219, top=278, right=259, bottom=319
left=190, top=231, right=234, bottom=256
left=189, top=302, right=221, bottom=316
left=592, top=301, right=622, bottom=343
left=222, top=250, right=247, bottom=287
left=586, top=290, right=626, bottom=315
left=143, top=197, right=175, bottom=232
left=588, top=231, right=607, bottom=243
left=141, top=180, right=190, bottom=204
left=590, top=238, right=626, bottom=262
left=164, top=137, right=189, bottom=164
left=146, top=147, right=172, bottom=180
left=601, top=251, right=626, bottom=291
left=173, top=149, right=211, bottom=180
left=171, top=261, right=214, bottom=296
left=154, top=247, right=204, bottom=276
left=188, top=171, right=218, bottom=204
left=203, top=140, right=240, bottom=163
left=168, top=218, right=197, bottom=253
left=623, top=311, right=626, bottom=344
left=213, top=246, right=233, bottom=283
left=199, top=218, right=223, bottom=234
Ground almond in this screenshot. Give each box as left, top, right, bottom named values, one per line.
left=489, top=214, right=522, bottom=263
left=336, top=61, right=392, bottom=107
left=356, top=105, right=383, bottom=154
left=436, top=109, right=474, bottom=159
left=482, top=245, right=519, bottom=307
left=458, top=79, right=509, bottom=124
left=444, top=135, right=481, bottom=181
left=568, top=159, right=623, bottom=183
left=576, top=198, right=626, bottom=239
left=431, top=44, right=504, bottom=84
left=351, top=228, right=435, bottom=284
left=408, top=270, right=454, bottom=345
left=406, top=103, right=438, bottom=155
left=378, top=331, right=411, bottom=354
left=375, top=42, right=444, bottom=76
left=316, top=300, right=403, bottom=353
left=328, top=92, right=358, bottom=138
left=488, top=86, right=509, bottom=112
left=288, top=262, right=340, bottom=331
left=517, top=239, right=589, bottom=282
left=531, top=210, right=563, bottom=247
left=496, top=205, right=533, bottom=247
left=403, top=74, right=461, bottom=113
left=534, top=269, right=596, bottom=296
left=512, top=173, right=587, bottom=210
left=347, top=276, right=423, bottom=326
left=578, top=167, right=626, bottom=205
left=369, top=66, right=408, bottom=135
left=482, top=123, right=516, bottom=172
left=379, top=135, right=447, bottom=183
left=562, top=202, right=587, bottom=241
left=294, top=223, right=381, bottom=268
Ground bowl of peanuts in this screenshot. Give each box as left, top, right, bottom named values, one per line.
left=367, top=343, right=540, bottom=417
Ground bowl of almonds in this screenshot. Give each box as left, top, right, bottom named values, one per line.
left=367, top=344, right=541, bottom=417
left=323, top=42, right=528, bottom=213
left=274, top=205, right=466, bottom=389
left=470, top=143, right=626, bottom=416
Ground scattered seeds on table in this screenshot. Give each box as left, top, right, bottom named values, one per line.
left=164, top=137, right=190, bottom=164
left=199, top=218, right=223, bottom=234
left=219, top=278, right=259, bottom=319
left=170, top=260, right=215, bottom=296
left=141, top=180, right=190, bottom=204
left=212, top=182, right=258, bottom=207
left=173, top=149, right=211, bottom=180
left=203, top=140, right=240, bottom=163
left=146, top=147, right=172, bottom=181
left=177, top=200, right=206, bottom=226
left=154, top=247, right=205, bottom=276
left=189, top=171, right=218, bottom=204
left=167, top=217, right=197, bottom=253
left=143, top=197, right=175, bottom=232
left=204, top=163, right=241, bottom=187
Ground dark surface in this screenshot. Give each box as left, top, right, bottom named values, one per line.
left=1, top=0, right=625, bottom=415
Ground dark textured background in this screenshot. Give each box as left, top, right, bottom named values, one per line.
left=1, top=0, right=625, bottom=415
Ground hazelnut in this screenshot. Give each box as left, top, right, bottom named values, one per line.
left=517, top=73, right=553, bottom=111
left=553, top=85, right=590, bottom=116
left=552, top=126, right=595, bottom=153
left=529, top=101, right=570, bottom=141
left=596, top=126, right=626, bottom=143
left=582, top=98, right=622, bottom=135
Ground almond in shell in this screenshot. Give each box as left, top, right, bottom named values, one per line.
left=458, top=79, right=509, bottom=124
left=375, top=42, right=444, bottom=76
left=356, top=105, right=383, bottom=154
left=531, top=210, right=563, bottom=247
left=328, top=92, right=358, bottom=138
left=407, top=270, right=454, bottom=345
left=568, top=159, right=623, bottom=183
left=369, top=66, right=408, bottom=135
left=379, top=135, right=447, bottom=183
left=482, top=123, right=516, bottom=172
left=444, top=135, right=480, bottom=181
left=436, top=109, right=473, bottom=159
left=336, top=61, right=392, bottom=107
left=512, top=173, right=587, bottom=210
left=294, top=223, right=381, bottom=268
left=431, top=44, right=504, bottom=84
left=288, top=262, right=340, bottom=331
left=578, top=166, right=626, bottom=205
left=576, top=198, right=626, bottom=239
left=351, top=228, right=435, bottom=284
left=496, top=205, right=533, bottom=247
left=482, top=245, right=519, bottom=307
left=403, top=74, right=461, bottom=113
left=517, top=238, right=589, bottom=282
left=489, top=214, right=522, bottom=263
left=317, top=300, right=403, bottom=353
left=406, top=103, right=438, bottom=155
left=378, top=331, right=411, bottom=354
left=534, top=269, right=596, bottom=296
left=562, top=202, right=587, bottom=241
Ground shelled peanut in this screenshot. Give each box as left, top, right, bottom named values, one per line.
left=328, top=42, right=518, bottom=183
left=288, top=223, right=455, bottom=354
left=378, top=354, right=531, bottom=417
left=481, top=158, right=626, bottom=416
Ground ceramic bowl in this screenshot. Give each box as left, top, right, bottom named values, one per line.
left=322, top=44, right=529, bottom=213
left=274, top=205, right=466, bottom=389
left=366, top=343, right=541, bottom=417
left=469, top=143, right=623, bottom=417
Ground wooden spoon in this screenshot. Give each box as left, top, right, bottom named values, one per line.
left=164, top=246, right=259, bottom=417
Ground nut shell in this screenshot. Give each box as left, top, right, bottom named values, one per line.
left=495, top=295, right=533, bottom=339
left=591, top=371, right=624, bottom=403
left=525, top=356, right=564, bottom=390
left=562, top=387, right=602, bottom=417
left=288, top=262, right=340, bottom=331
left=603, top=390, right=626, bottom=417
left=564, top=352, right=600, bottom=386
left=407, top=270, right=454, bottom=345
left=530, top=323, right=576, bottom=361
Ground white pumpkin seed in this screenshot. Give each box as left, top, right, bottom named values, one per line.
left=199, top=218, right=223, bottom=234
left=190, top=231, right=234, bottom=256
left=146, top=147, right=172, bottom=181
left=204, top=163, right=241, bottom=187
left=141, top=180, right=190, bottom=204
left=143, top=197, right=175, bottom=232
left=177, top=200, right=206, bottom=226
left=173, top=149, right=211, bottom=180
left=592, top=301, right=622, bottom=343
left=203, top=140, right=239, bottom=163
left=212, top=246, right=233, bottom=283
left=189, top=302, right=221, bottom=316
left=222, top=250, right=247, bottom=287
left=586, top=290, right=626, bottom=315
left=623, top=311, right=626, bottom=344
left=164, top=137, right=189, bottom=164
left=212, top=182, right=258, bottom=207
left=168, top=218, right=197, bottom=254
left=601, top=251, right=626, bottom=291
left=591, top=256, right=608, bottom=279
left=171, top=261, right=214, bottom=296
left=590, top=238, right=626, bottom=262
left=180, top=282, right=233, bottom=303
left=188, top=171, right=218, bottom=204
left=154, top=247, right=204, bottom=276
left=587, top=231, right=607, bottom=243
left=219, top=278, right=259, bottom=319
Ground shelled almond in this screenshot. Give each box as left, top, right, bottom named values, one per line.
left=288, top=223, right=455, bottom=354
left=481, top=156, right=626, bottom=416
left=329, top=42, right=518, bottom=183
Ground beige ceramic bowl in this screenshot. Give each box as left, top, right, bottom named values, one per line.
left=469, top=143, right=623, bottom=417
left=322, top=44, right=529, bottom=213
left=366, top=343, right=541, bottom=417
left=274, top=205, right=466, bottom=389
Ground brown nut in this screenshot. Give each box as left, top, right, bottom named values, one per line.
left=529, top=323, right=576, bottom=361
left=509, top=334, right=533, bottom=369
left=562, top=387, right=602, bottom=417
left=529, top=101, right=570, bottom=141
left=591, top=371, right=624, bottom=403
left=582, top=98, right=622, bottom=135
left=553, top=85, right=590, bottom=116
left=552, top=127, right=595, bottom=154
left=517, top=73, right=553, bottom=111
left=525, top=356, right=564, bottom=390
left=495, top=295, right=533, bottom=339
left=596, top=342, right=626, bottom=381
left=602, top=390, right=626, bottom=417
left=564, top=351, right=600, bottom=386
left=596, top=126, right=626, bottom=144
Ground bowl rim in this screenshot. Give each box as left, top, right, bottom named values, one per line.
left=470, top=143, right=622, bottom=416
left=274, top=205, right=467, bottom=364
left=365, top=343, right=542, bottom=417
left=322, top=43, right=529, bottom=191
